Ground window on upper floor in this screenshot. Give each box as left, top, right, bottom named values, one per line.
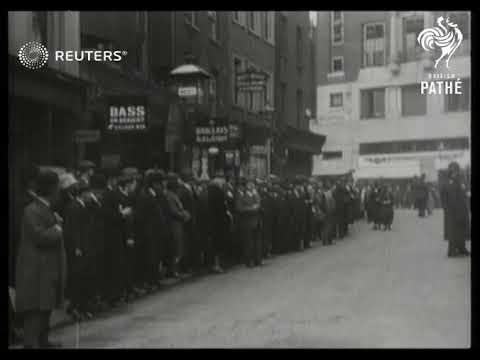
left=446, top=12, right=470, bottom=40
left=208, top=11, right=220, bottom=42
left=185, top=11, right=198, bottom=28
left=32, top=11, right=48, bottom=44
left=280, top=82, right=287, bottom=123
left=210, top=73, right=218, bottom=116
left=360, top=88, right=385, bottom=119
left=296, top=89, right=304, bottom=128
left=261, top=11, right=275, bottom=45
left=233, top=55, right=246, bottom=107
left=363, top=22, right=385, bottom=67
left=401, top=84, right=427, bottom=116
left=331, top=56, right=344, bottom=73
left=445, top=78, right=470, bottom=112
left=296, top=26, right=303, bottom=67
left=278, top=15, right=288, bottom=55
left=403, top=15, right=424, bottom=62
left=330, top=93, right=343, bottom=108
left=331, top=11, right=344, bottom=46
left=233, top=11, right=247, bottom=27
left=248, top=12, right=261, bottom=35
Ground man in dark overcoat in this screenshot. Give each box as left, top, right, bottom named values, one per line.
left=207, top=173, right=230, bottom=273
left=444, top=162, right=470, bottom=257
left=15, top=170, right=66, bottom=348
left=135, top=171, right=169, bottom=289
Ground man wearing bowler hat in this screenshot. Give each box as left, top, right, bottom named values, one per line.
left=15, top=170, right=66, bottom=348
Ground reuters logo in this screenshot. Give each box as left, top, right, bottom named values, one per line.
left=18, top=42, right=49, bottom=69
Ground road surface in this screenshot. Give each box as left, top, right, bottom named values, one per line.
left=49, top=209, right=470, bottom=348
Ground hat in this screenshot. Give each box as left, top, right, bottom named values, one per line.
left=59, top=173, right=78, bottom=190
left=180, top=168, right=194, bottom=182
left=146, top=171, right=165, bottom=187
left=214, top=170, right=225, bottom=178
left=36, top=170, right=60, bottom=197
left=76, top=178, right=90, bottom=194
left=238, top=176, right=247, bottom=186
left=79, top=160, right=96, bottom=171
left=90, top=174, right=107, bottom=189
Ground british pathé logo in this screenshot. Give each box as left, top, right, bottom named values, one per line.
left=417, top=16, right=463, bottom=69
left=18, top=42, right=128, bottom=70
left=418, top=16, right=464, bottom=95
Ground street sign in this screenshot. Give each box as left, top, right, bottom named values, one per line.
left=178, top=86, right=197, bottom=97
left=74, top=130, right=101, bottom=143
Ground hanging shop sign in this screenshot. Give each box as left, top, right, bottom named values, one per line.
left=195, top=124, right=229, bottom=144
left=107, top=95, right=148, bottom=132
left=178, top=86, right=197, bottom=97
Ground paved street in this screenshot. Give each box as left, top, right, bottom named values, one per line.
left=49, top=210, right=470, bottom=348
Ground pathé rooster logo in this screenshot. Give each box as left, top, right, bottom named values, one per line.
left=417, top=16, right=463, bottom=69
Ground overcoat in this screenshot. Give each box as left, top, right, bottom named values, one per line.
left=15, top=199, right=67, bottom=312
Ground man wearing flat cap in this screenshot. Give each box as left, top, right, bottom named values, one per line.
left=15, top=170, right=66, bottom=348
left=77, top=160, right=96, bottom=186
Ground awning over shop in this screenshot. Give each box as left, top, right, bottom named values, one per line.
left=284, top=126, right=326, bottom=154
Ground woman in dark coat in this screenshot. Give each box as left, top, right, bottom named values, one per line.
left=15, top=170, right=66, bottom=348
left=379, top=185, right=394, bottom=231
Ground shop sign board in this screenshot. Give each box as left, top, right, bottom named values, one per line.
left=74, top=130, right=101, bottom=143
left=107, top=95, right=147, bottom=132
left=178, top=86, right=197, bottom=97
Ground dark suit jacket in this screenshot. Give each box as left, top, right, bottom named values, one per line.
left=15, top=199, right=67, bottom=312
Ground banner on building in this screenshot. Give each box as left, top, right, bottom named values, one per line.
left=107, top=95, right=148, bottom=132
left=194, top=118, right=243, bottom=146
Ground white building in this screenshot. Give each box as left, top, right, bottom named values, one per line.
left=310, top=11, right=470, bottom=182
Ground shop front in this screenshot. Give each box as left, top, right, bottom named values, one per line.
left=80, top=62, right=169, bottom=170
left=281, top=126, right=326, bottom=178
left=187, top=117, right=244, bottom=180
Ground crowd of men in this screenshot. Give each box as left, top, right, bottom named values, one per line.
left=10, top=160, right=469, bottom=348
left=10, top=161, right=366, bottom=348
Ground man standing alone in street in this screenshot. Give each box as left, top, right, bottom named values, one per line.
left=444, top=162, right=470, bottom=258
left=15, top=170, right=66, bottom=348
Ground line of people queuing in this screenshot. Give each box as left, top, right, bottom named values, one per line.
left=10, top=161, right=367, bottom=348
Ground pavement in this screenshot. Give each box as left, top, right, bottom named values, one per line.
left=15, top=210, right=471, bottom=348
